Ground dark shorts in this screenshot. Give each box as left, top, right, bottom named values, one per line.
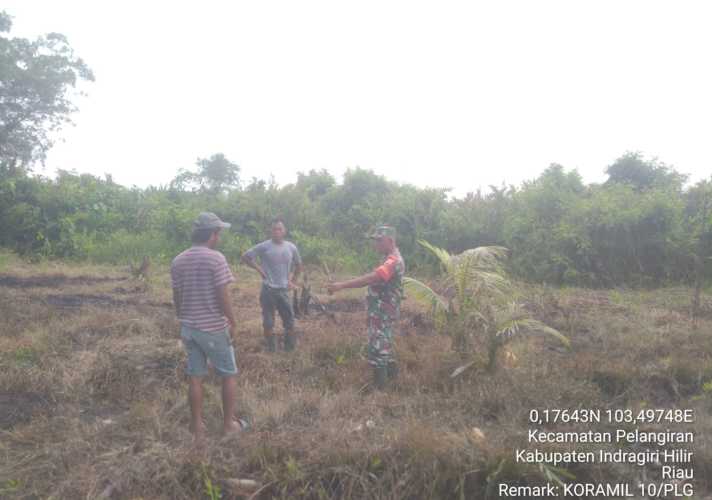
left=180, top=325, right=238, bottom=377
left=259, top=284, right=295, bottom=332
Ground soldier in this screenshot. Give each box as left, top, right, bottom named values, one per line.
left=327, top=225, right=404, bottom=390
left=241, top=218, right=303, bottom=352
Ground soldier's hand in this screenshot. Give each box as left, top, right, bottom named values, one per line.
left=327, top=282, right=340, bottom=295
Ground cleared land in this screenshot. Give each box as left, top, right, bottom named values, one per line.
left=0, top=253, right=711, bottom=499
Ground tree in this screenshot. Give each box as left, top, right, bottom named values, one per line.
left=684, top=178, right=712, bottom=320
left=605, top=152, right=687, bottom=191
left=404, top=240, right=569, bottom=373
left=171, top=153, right=241, bottom=193
left=295, top=169, right=335, bottom=201
left=321, top=168, right=392, bottom=243
left=0, top=11, right=94, bottom=174
left=503, top=165, right=588, bottom=284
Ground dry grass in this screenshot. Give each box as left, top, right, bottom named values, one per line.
left=0, top=251, right=711, bottom=498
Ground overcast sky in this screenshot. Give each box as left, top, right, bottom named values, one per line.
left=4, top=1, right=711, bottom=194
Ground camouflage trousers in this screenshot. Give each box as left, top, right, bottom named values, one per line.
left=367, top=325, right=395, bottom=368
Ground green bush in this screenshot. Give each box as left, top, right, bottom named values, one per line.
left=218, top=231, right=253, bottom=265
left=0, top=159, right=709, bottom=287
left=290, top=230, right=371, bottom=273
left=83, top=229, right=180, bottom=265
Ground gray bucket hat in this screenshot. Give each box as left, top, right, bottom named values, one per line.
left=193, top=212, right=231, bottom=230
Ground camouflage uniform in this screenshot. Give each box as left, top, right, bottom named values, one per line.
left=366, top=248, right=405, bottom=367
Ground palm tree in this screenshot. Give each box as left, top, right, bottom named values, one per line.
left=404, top=240, right=569, bottom=374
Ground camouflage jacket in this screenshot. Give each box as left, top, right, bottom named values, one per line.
left=367, top=249, right=405, bottom=329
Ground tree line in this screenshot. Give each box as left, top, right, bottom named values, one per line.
left=0, top=152, right=710, bottom=288
left=1, top=9, right=710, bottom=288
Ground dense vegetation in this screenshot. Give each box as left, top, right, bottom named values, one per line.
left=0, top=153, right=710, bottom=288
left=1, top=9, right=710, bottom=288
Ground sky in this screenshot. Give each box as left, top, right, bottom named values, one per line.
left=4, top=1, right=711, bottom=195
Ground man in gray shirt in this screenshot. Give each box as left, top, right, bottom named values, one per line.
left=241, top=218, right=303, bottom=352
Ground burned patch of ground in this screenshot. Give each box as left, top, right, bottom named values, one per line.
left=0, top=391, right=51, bottom=429
left=37, top=293, right=172, bottom=310
left=43, top=293, right=131, bottom=308
left=111, top=285, right=148, bottom=294
left=401, top=310, right=435, bottom=335
left=77, top=401, right=129, bottom=424
left=323, top=297, right=364, bottom=313
left=0, top=274, right=126, bottom=288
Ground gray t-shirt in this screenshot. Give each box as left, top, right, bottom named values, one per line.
left=245, top=239, right=302, bottom=289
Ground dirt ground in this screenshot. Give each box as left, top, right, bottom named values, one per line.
left=0, top=255, right=711, bottom=499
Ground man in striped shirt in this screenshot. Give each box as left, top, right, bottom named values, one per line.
left=171, top=212, right=240, bottom=444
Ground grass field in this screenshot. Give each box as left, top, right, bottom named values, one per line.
left=0, top=251, right=711, bottom=499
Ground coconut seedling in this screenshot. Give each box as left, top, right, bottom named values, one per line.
left=404, top=240, right=570, bottom=374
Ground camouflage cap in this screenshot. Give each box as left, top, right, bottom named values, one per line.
left=368, top=225, right=396, bottom=240
left=193, top=212, right=231, bottom=230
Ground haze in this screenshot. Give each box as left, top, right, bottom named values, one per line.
left=4, top=0, right=711, bottom=193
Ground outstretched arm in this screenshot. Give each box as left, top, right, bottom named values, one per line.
left=327, top=271, right=382, bottom=294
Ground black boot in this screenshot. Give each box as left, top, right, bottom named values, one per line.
left=387, top=361, right=399, bottom=380
left=265, top=335, right=276, bottom=353
left=284, top=331, right=296, bottom=352
left=373, top=366, right=388, bottom=390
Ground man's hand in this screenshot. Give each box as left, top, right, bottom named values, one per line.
left=241, top=254, right=267, bottom=281
left=327, top=272, right=380, bottom=294
left=229, top=323, right=238, bottom=344
left=327, top=282, right=342, bottom=295
left=218, top=284, right=237, bottom=340
left=288, top=280, right=298, bottom=291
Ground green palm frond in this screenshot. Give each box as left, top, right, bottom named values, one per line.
left=418, top=241, right=509, bottom=281
left=464, top=309, right=490, bottom=326
left=403, top=277, right=448, bottom=314
left=417, top=239, right=454, bottom=273
left=414, top=239, right=569, bottom=371
left=466, top=270, right=510, bottom=294
left=496, top=317, right=570, bottom=348
left=449, top=246, right=511, bottom=298
left=452, top=246, right=509, bottom=269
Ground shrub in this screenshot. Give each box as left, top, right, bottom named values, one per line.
left=83, top=229, right=180, bottom=265
left=290, top=230, right=371, bottom=273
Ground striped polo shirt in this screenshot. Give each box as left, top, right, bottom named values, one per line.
left=171, top=246, right=235, bottom=332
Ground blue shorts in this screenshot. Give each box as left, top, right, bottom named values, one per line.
left=180, top=325, right=238, bottom=377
